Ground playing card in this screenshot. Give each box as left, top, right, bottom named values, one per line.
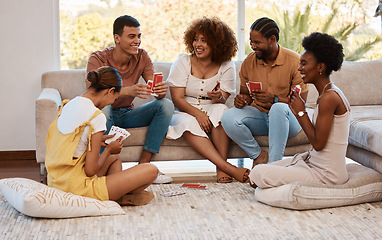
left=213, top=81, right=220, bottom=91
left=294, top=85, right=301, bottom=94
left=148, top=72, right=163, bottom=97
left=160, top=191, right=185, bottom=197
left=105, top=126, right=130, bottom=144
left=246, top=82, right=262, bottom=92
left=181, top=183, right=208, bottom=189
left=147, top=80, right=153, bottom=91
left=153, top=72, right=163, bottom=86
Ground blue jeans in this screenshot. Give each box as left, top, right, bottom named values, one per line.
left=221, top=103, right=301, bottom=162
left=102, top=98, right=174, bottom=154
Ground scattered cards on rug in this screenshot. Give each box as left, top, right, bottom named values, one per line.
left=181, top=183, right=208, bottom=190
left=160, top=191, right=185, bottom=197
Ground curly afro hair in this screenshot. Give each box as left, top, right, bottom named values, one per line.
left=302, top=32, right=344, bottom=76
left=183, top=16, right=238, bottom=64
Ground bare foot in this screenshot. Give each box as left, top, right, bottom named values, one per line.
left=117, top=190, right=155, bottom=206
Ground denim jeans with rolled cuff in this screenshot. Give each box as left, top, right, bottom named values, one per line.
left=102, top=98, right=174, bottom=154
left=221, top=103, right=301, bottom=163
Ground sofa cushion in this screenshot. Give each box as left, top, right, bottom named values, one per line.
left=254, top=164, right=382, bottom=210
left=42, top=69, right=87, bottom=100
left=0, top=178, right=124, bottom=218
left=123, top=123, right=310, bottom=148
left=348, top=105, right=382, bottom=158
left=306, top=60, right=382, bottom=108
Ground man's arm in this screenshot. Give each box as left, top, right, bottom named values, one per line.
left=86, top=55, right=103, bottom=89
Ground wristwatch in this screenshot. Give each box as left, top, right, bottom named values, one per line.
left=273, top=94, right=279, bottom=103
left=297, top=111, right=307, bottom=118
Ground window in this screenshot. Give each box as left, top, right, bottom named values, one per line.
left=60, top=0, right=381, bottom=70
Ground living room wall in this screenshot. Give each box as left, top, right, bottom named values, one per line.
left=0, top=0, right=60, bottom=151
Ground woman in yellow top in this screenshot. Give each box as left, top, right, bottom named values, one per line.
left=45, top=66, right=158, bottom=205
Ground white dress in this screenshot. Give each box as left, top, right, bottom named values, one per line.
left=166, top=55, right=236, bottom=139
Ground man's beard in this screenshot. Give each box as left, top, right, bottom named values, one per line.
left=254, top=47, right=271, bottom=60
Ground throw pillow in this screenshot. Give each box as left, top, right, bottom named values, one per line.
left=0, top=178, right=124, bottom=218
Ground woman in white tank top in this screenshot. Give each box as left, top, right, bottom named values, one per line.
left=249, top=32, right=350, bottom=188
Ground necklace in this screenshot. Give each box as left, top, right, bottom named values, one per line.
left=196, top=57, right=211, bottom=79
left=319, top=81, right=332, bottom=98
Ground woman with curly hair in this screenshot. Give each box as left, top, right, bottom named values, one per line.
left=250, top=32, right=350, bottom=188
left=166, top=17, right=250, bottom=183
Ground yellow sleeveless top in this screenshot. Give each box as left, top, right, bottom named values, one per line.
left=45, top=100, right=109, bottom=201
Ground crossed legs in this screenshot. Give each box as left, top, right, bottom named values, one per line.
left=183, top=125, right=249, bottom=183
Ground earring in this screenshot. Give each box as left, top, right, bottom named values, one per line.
left=319, top=71, right=322, bottom=75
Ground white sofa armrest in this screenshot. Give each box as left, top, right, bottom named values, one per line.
left=35, top=88, right=62, bottom=163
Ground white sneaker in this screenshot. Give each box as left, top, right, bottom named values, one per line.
left=153, top=172, right=173, bottom=184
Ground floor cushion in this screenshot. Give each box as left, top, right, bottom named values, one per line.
left=255, top=164, right=382, bottom=210
left=0, top=178, right=125, bottom=218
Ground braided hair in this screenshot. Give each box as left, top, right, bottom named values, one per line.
left=250, top=17, right=280, bottom=41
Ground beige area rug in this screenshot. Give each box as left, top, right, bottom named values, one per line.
left=1, top=182, right=382, bottom=239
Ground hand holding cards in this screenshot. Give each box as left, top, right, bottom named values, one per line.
left=246, top=81, right=262, bottom=93
left=105, top=126, right=130, bottom=144
left=293, top=85, right=301, bottom=95
left=147, top=72, right=163, bottom=97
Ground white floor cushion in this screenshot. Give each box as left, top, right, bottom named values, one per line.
left=0, top=178, right=125, bottom=218
left=255, top=164, right=382, bottom=210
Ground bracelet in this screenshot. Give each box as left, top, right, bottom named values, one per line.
left=218, top=95, right=226, bottom=100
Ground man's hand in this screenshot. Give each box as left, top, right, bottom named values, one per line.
left=121, top=84, right=151, bottom=99
left=153, top=81, right=168, bottom=98
left=251, top=89, right=274, bottom=103
left=234, top=94, right=248, bottom=108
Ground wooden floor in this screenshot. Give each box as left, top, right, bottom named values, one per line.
left=0, top=158, right=253, bottom=184
left=0, top=160, right=41, bottom=182
left=0, top=157, right=358, bottom=183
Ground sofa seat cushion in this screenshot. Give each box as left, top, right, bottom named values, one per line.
left=122, top=125, right=310, bottom=148
left=254, top=164, right=382, bottom=210
left=122, top=108, right=312, bottom=148
left=349, top=105, right=382, bottom=158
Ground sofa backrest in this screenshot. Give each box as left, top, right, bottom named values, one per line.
left=42, top=69, right=87, bottom=100
left=306, top=59, right=382, bottom=108
left=41, top=59, right=382, bottom=108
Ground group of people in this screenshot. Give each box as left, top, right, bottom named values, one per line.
left=44, top=14, right=350, bottom=206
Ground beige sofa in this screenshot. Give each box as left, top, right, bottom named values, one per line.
left=36, top=59, right=382, bottom=179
